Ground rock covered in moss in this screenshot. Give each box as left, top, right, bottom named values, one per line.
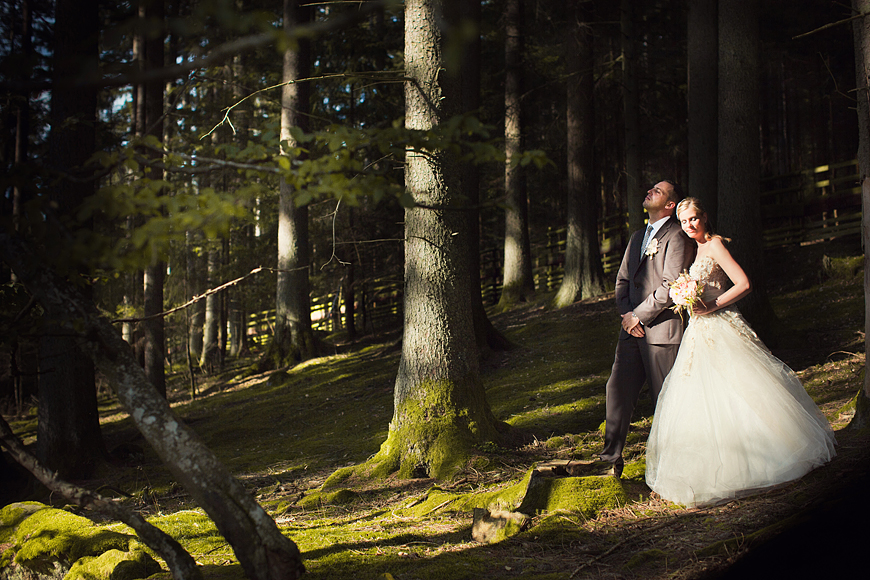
left=66, top=548, right=161, bottom=580
left=0, top=502, right=162, bottom=580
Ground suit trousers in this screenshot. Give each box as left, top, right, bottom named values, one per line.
left=600, top=335, right=680, bottom=466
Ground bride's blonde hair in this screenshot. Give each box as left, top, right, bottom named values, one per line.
left=676, top=197, right=730, bottom=242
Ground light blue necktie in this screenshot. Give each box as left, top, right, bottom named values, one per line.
left=640, top=224, right=654, bottom=258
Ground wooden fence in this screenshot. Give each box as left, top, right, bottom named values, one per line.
left=247, top=159, right=860, bottom=342
left=760, top=159, right=861, bottom=246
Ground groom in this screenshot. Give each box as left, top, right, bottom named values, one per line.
left=594, top=180, right=694, bottom=477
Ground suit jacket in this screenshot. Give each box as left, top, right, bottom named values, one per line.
left=614, top=216, right=695, bottom=345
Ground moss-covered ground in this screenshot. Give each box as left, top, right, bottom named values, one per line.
left=4, top=238, right=869, bottom=579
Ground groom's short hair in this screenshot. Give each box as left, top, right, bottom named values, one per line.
left=662, top=179, right=684, bottom=206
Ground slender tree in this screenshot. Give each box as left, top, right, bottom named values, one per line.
left=141, top=0, right=167, bottom=396
left=554, top=2, right=605, bottom=307
left=271, top=0, right=318, bottom=366
left=200, top=242, right=221, bottom=371
left=499, top=0, right=535, bottom=307
left=459, top=0, right=512, bottom=352
left=621, top=0, right=643, bottom=233
left=687, top=0, right=718, bottom=212
left=852, top=0, right=870, bottom=428
left=11, top=0, right=32, bottom=244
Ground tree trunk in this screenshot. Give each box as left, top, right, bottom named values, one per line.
left=458, top=0, right=511, bottom=352
left=36, top=0, right=105, bottom=479
left=499, top=0, right=535, bottom=308
left=0, top=233, right=306, bottom=580
left=717, top=0, right=776, bottom=339
left=200, top=243, right=221, bottom=372
left=621, top=0, right=644, bottom=234
left=142, top=0, right=167, bottom=396
left=12, top=0, right=32, bottom=245
left=368, top=0, right=504, bottom=480
left=555, top=2, right=605, bottom=308
left=687, top=0, right=718, bottom=214
left=187, top=231, right=205, bottom=360
left=343, top=209, right=357, bottom=340
left=271, top=0, right=317, bottom=367
left=851, top=0, right=870, bottom=429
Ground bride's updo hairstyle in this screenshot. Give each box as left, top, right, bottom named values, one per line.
left=676, top=197, right=730, bottom=242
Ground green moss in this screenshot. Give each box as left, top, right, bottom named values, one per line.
left=12, top=507, right=134, bottom=574
left=321, top=465, right=355, bottom=490
left=342, top=378, right=500, bottom=482
left=544, top=436, right=565, bottom=450
left=518, top=474, right=628, bottom=519
left=0, top=502, right=45, bottom=544
left=146, top=510, right=226, bottom=557
left=621, top=459, right=646, bottom=481
left=65, top=548, right=161, bottom=580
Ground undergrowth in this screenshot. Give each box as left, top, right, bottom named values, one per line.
left=3, top=239, right=867, bottom=580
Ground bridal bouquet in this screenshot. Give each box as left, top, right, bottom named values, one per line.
left=669, top=272, right=705, bottom=321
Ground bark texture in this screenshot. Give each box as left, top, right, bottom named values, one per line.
left=372, top=0, right=503, bottom=480
left=0, top=233, right=305, bottom=580
left=499, top=0, right=535, bottom=307
left=554, top=4, right=605, bottom=308
left=272, top=0, right=317, bottom=366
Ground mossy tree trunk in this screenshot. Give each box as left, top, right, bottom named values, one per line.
left=271, top=0, right=318, bottom=367
left=554, top=1, right=605, bottom=308
left=0, top=232, right=306, bottom=580
left=371, top=0, right=503, bottom=480
left=851, top=0, right=870, bottom=429
left=498, top=0, right=535, bottom=308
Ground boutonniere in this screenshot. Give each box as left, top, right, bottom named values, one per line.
left=644, top=237, right=659, bottom=257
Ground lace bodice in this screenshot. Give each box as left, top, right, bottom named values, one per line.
left=680, top=255, right=768, bottom=373
left=689, top=255, right=730, bottom=302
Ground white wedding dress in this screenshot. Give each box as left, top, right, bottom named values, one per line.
left=645, top=256, right=836, bottom=507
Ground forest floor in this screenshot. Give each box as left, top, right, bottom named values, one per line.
left=5, top=237, right=869, bottom=580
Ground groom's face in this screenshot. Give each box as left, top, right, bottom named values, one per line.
left=643, top=181, right=676, bottom=214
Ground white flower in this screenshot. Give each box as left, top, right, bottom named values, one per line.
left=644, top=237, right=659, bottom=256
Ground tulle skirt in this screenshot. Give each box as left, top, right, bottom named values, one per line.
left=645, top=309, right=836, bottom=507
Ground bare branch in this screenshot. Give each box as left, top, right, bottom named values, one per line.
left=112, top=266, right=309, bottom=324
left=792, top=11, right=870, bottom=40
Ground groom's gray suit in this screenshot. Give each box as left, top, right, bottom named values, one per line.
left=600, top=215, right=695, bottom=470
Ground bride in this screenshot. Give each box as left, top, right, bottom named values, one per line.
left=645, top=197, right=836, bottom=507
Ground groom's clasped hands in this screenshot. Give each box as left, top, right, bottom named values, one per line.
left=620, top=311, right=645, bottom=337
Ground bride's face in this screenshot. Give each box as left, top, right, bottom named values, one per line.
left=678, top=207, right=707, bottom=241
